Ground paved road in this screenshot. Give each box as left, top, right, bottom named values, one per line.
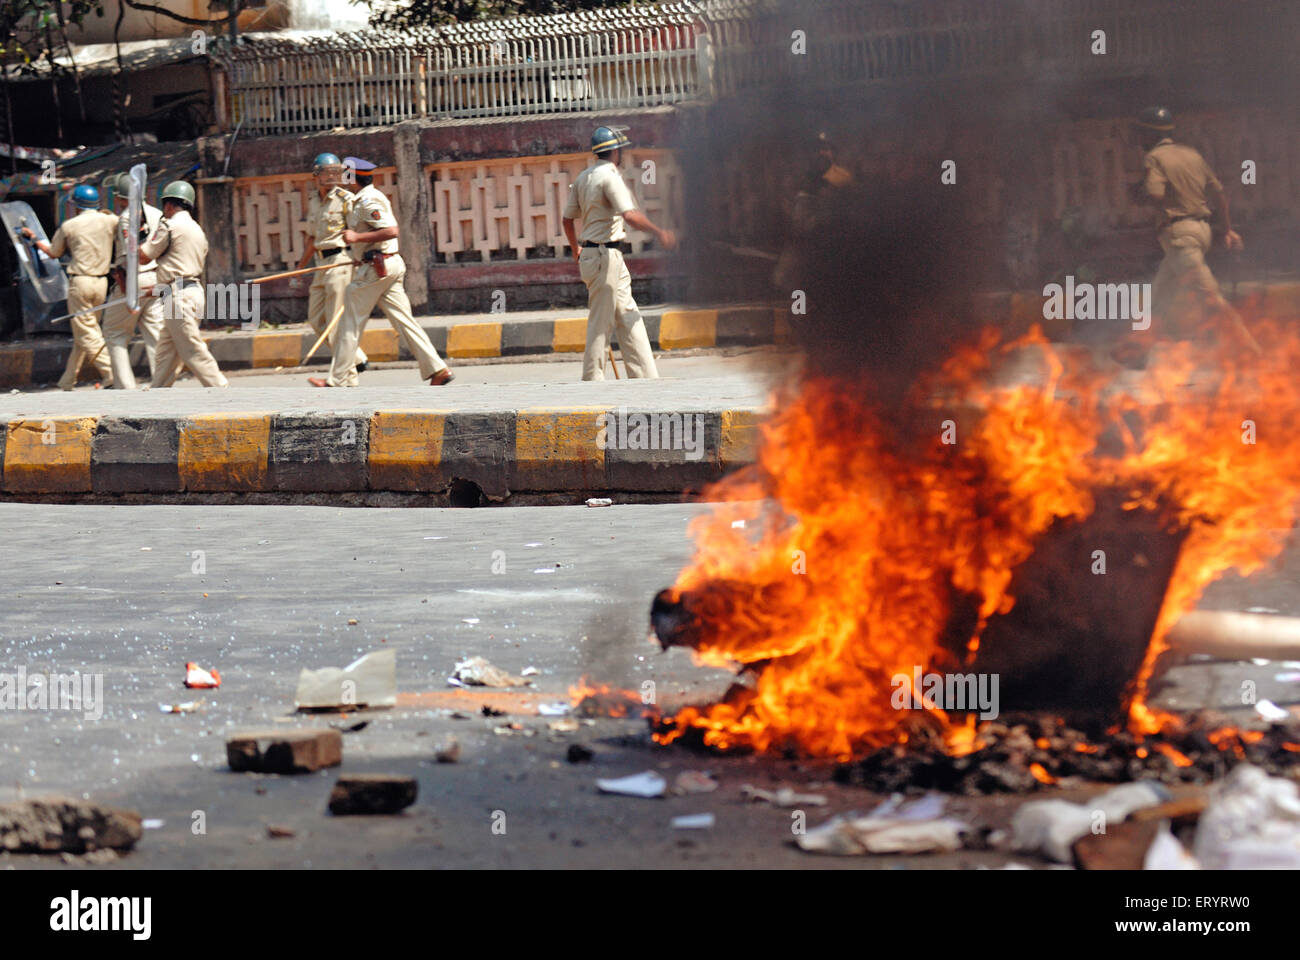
left=0, top=502, right=1296, bottom=869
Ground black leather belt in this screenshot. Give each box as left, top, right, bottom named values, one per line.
left=1165, top=214, right=1209, bottom=226
left=317, top=246, right=345, bottom=256
left=581, top=241, right=624, bottom=249
left=68, top=273, right=109, bottom=278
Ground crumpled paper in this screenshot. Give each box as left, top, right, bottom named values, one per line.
left=447, top=656, right=532, bottom=688
left=1010, top=780, right=1169, bottom=863
left=1193, top=764, right=1300, bottom=869
left=796, top=793, right=967, bottom=855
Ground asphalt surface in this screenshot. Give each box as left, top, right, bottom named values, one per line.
left=1, top=502, right=1297, bottom=869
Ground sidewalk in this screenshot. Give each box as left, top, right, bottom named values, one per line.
left=6, top=278, right=1300, bottom=391
left=0, top=303, right=787, bottom=389
left=0, top=378, right=768, bottom=498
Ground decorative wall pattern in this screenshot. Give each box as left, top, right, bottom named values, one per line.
left=234, top=169, right=399, bottom=274
left=233, top=152, right=682, bottom=273
left=428, top=149, right=682, bottom=263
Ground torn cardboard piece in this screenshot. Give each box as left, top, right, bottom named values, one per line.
left=295, top=648, right=396, bottom=710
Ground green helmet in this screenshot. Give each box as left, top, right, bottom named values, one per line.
left=161, top=180, right=196, bottom=206
left=112, top=172, right=134, bottom=196
left=1136, top=106, right=1175, bottom=131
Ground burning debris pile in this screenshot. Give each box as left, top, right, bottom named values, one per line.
left=647, top=320, right=1300, bottom=766
left=835, top=714, right=1300, bottom=796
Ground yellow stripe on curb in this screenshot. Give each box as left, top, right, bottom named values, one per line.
left=2, top=417, right=96, bottom=493
left=551, top=317, right=588, bottom=353
left=515, top=409, right=606, bottom=489
left=178, top=414, right=272, bottom=491
left=447, top=322, right=503, bottom=358
left=368, top=411, right=448, bottom=491
left=250, top=331, right=304, bottom=369
left=360, top=327, right=401, bottom=362
left=658, top=310, right=717, bottom=350
left=0, top=348, right=35, bottom=389
left=720, top=410, right=762, bottom=469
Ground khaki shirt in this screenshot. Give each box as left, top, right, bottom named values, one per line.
left=309, top=186, right=352, bottom=249
left=114, top=202, right=163, bottom=271
left=140, top=208, right=207, bottom=285
left=346, top=184, right=400, bottom=259
left=1144, top=138, right=1222, bottom=224
left=47, top=209, right=118, bottom=277
left=563, top=160, right=637, bottom=244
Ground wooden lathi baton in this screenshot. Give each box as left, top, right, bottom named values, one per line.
left=300, top=298, right=348, bottom=367
left=249, top=261, right=356, bottom=285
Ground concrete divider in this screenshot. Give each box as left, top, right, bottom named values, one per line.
left=0, top=398, right=767, bottom=498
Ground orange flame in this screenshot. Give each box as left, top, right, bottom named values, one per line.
left=1029, top=762, right=1057, bottom=785
left=655, top=314, right=1300, bottom=760
left=1153, top=742, right=1193, bottom=767
left=568, top=677, right=647, bottom=718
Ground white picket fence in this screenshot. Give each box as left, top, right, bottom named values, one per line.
left=212, top=0, right=1253, bottom=136
left=215, top=4, right=715, bottom=135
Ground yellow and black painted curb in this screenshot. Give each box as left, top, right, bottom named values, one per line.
left=0, top=406, right=765, bottom=496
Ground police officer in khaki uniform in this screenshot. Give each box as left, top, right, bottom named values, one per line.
left=775, top=131, right=854, bottom=293
left=101, top=172, right=165, bottom=389
left=309, top=157, right=451, bottom=388
left=1133, top=106, right=1252, bottom=346
left=295, top=153, right=367, bottom=373
left=20, top=184, right=117, bottom=389
left=139, top=181, right=228, bottom=388
left=562, top=125, right=676, bottom=381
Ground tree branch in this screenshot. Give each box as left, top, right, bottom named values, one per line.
left=121, top=0, right=244, bottom=27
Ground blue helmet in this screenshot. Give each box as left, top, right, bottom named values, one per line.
left=591, top=125, right=631, bottom=155
left=72, top=184, right=100, bottom=208
left=313, top=152, right=342, bottom=172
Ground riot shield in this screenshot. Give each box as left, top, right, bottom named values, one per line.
left=0, top=200, right=69, bottom=332
left=127, top=164, right=146, bottom=311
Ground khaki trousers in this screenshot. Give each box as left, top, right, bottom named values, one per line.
left=101, top=269, right=164, bottom=389
left=151, top=283, right=228, bottom=388
left=58, top=275, right=113, bottom=390
left=578, top=246, right=658, bottom=381
left=327, top=255, right=446, bottom=387
left=1151, top=219, right=1234, bottom=339
left=307, top=251, right=367, bottom=366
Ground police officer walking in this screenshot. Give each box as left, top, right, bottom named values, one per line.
left=139, top=181, right=228, bottom=388
left=309, top=156, right=451, bottom=388
left=20, top=184, right=117, bottom=390
left=562, top=125, right=676, bottom=381
left=101, top=172, right=165, bottom=389
left=1133, top=106, right=1252, bottom=346
left=295, top=153, right=367, bottom=373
